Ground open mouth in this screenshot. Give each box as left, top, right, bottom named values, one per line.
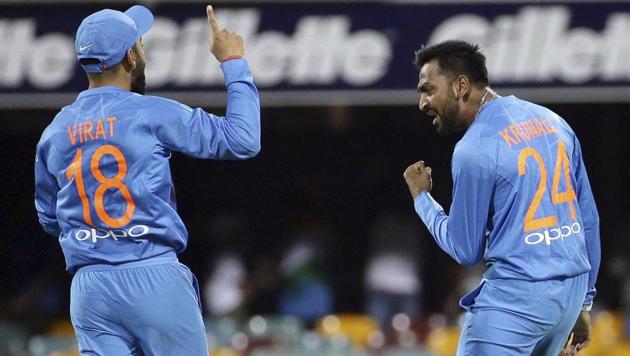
left=426, top=110, right=439, bottom=127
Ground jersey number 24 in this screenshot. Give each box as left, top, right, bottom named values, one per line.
left=518, top=139, right=577, bottom=232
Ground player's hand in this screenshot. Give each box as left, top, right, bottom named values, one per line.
left=403, top=161, right=432, bottom=199
left=559, top=311, right=592, bottom=355
left=207, top=5, right=244, bottom=62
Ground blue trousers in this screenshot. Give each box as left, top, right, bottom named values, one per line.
left=457, top=273, right=588, bottom=356
left=70, top=254, right=208, bottom=355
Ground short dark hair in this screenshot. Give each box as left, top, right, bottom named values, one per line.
left=414, top=40, right=489, bottom=86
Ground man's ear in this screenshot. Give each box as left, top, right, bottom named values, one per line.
left=452, top=75, right=471, bottom=100
left=122, top=48, right=136, bottom=72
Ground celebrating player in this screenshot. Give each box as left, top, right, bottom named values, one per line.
left=403, top=40, right=600, bottom=355
left=34, top=4, right=259, bottom=355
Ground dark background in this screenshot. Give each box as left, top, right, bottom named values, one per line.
left=2, top=101, right=628, bottom=330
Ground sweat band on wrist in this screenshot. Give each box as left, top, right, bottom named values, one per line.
left=223, top=55, right=242, bottom=62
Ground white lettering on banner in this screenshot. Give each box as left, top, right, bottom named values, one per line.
left=0, top=19, right=34, bottom=86
left=343, top=30, right=393, bottom=86
left=2, top=7, right=630, bottom=90
left=290, top=16, right=349, bottom=85
left=429, top=6, right=630, bottom=83
left=75, top=224, right=150, bottom=244
left=248, top=31, right=290, bottom=86
left=0, top=19, right=75, bottom=88
left=144, top=10, right=392, bottom=88
left=524, top=222, right=582, bottom=246
left=29, top=33, right=75, bottom=88
left=142, top=17, right=178, bottom=87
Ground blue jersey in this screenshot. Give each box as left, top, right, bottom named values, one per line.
left=414, top=95, right=600, bottom=308
left=35, top=59, right=260, bottom=273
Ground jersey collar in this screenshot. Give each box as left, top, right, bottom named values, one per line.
left=77, top=86, right=128, bottom=100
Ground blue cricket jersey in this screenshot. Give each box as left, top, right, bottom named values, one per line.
left=35, top=59, right=260, bottom=273
left=414, top=95, right=600, bottom=308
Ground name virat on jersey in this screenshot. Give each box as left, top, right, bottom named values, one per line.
left=67, top=116, right=117, bottom=145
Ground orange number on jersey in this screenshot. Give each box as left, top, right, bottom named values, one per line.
left=517, top=139, right=578, bottom=232
left=66, top=144, right=136, bottom=228
left=90, top=145, right=136, bottom=228
left=518, top=147, right=558, bottom=231
left=66, top=149, right=94, bottom=226
left=551, top=140, right=577, bottom=220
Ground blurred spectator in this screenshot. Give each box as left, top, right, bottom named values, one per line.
left=277, top=224, right=334, bottom=325
left=202, top=212, right=249, bottom=319
left=3, top=254, right=69, bottom=332
left=609, top=217, right=630, bottom=338
left=364, top=212, right=423, bottom=330
left=205, top=252, right=247, bottom=318
left=246, top=255, right=281, bottom=316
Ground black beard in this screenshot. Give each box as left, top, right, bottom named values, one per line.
left=131, top=71, right=146, bottom=95
left=437, top=91, right=461, bottom=136
left=439, top=102, right=459, bottom=135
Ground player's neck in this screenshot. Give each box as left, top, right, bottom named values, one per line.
left=464, top=87, right=499, bottom=127
left=87, top=73, right=131, bottom=91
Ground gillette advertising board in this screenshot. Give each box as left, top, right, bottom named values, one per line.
left=0, top=1, right=628, bottom=107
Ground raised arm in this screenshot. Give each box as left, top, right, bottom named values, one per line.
left=149, top=5, right=260, bottom=159
left=404, top=143, right=494, bottom=266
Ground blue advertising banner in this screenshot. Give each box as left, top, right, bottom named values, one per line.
left=0, top=1, right=629, bottom=107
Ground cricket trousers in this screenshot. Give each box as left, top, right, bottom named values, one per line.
left=457, top=272, right=588, bottom=355
left=70, top=253, right=209, bottom=355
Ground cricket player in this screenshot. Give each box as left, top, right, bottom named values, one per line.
left=403, top=40, right=600, bottom=355
left=34, top=4, right=259, bottom=355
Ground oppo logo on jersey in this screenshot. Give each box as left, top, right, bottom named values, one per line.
left=524, top=222, right=581, bottom=246
left=75, top=225, right=150, bottom=243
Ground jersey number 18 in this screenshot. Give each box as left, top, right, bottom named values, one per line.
left=66, top=144, right=136, bottom=229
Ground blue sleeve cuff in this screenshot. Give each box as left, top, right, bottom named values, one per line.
left=220, top=59, right=253, bottom=87
left=413, top=190, right=429, bottom=205
left=583, top=288, right=596, bottom=309
left=413, top=191, right=436, bottom=220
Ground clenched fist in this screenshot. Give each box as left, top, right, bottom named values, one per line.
left=207, top=5, right=244, bottom=62
left=403, top=161, right=433, bottom=199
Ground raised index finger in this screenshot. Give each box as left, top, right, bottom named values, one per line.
left=207, top=5, right=220, bottom=34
